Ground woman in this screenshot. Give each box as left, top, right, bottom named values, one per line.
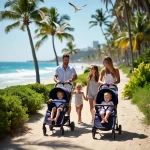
left=86, top=65, right=99, bottom=123
left=99, top=56, right=120, bottom=86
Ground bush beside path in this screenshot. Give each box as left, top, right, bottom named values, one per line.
left=0, top=71, right=150, bottom=150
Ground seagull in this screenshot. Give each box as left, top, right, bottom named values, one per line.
left=69, top=2, right=87, bottom=13
left=53, top=21, right=68, bottom=34
left=37, top=9, right=49, bottom=23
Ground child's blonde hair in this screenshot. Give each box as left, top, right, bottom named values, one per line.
left=75, top=83, right=82, bottom=89
left=104, top=92, right=112, bottom=98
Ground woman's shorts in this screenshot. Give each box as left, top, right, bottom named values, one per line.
left=87, top=92, right=97, bottom=99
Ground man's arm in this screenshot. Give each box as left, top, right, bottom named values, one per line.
left=54, top=75, right=61, bottom=83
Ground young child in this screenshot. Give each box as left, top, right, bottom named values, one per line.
left=48, top=90, right=66, bottom=124
left=72, top=83, right=87, bottom=124
left=98, top=92, right=114, bottom=123
left=86, top=65, right=99, bottom=123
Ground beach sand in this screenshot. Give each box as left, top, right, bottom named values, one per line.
left=0, top=71, right=150, bottom=150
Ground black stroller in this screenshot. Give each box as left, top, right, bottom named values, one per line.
left=43, top=83, right=75, bottom=136
left=92, top=84, right=122, bottom=139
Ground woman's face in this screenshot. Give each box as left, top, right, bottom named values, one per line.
left=103, top=60, right=108, bottom=67
left=90, top=66, right=96, bottom=74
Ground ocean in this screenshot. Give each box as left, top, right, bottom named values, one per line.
left=0, top=62, right=85, bottom=89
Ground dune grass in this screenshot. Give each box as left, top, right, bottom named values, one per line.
left=132, top=84, right=150, bottom=124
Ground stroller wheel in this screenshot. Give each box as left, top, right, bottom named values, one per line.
left=43, top=125, right=47, bottom=136
left=60, top=127, right=64, bottom=135
left=112, top=129, right=115, bottom=139
left=70, top=122, right=75, bottom=131
left=118, top=125, right=122, bottom=134
left=92, top=127, right=96, bottom=139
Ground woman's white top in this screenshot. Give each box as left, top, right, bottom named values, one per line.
left=104, top=73, right=116, bottom=84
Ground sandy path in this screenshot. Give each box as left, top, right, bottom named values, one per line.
left=0, top=71, right=150, bottom=150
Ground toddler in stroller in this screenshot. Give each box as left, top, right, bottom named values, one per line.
left=92, top=84, right=122, bottom=139
left=43, top=83, right=75, bottom=136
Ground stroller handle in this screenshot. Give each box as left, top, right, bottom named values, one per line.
left=98, top=84, right=118, bottom=91
left=95, top=104, right=116, bottom=108
left=54, top=82, right=73, bottom=88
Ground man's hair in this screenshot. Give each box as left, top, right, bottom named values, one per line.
left=62, top=54, right=70, bottom=59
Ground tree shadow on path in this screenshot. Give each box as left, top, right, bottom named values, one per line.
left=94, top=130, right=148, bottom=141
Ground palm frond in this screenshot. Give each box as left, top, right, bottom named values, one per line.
left=0, top=10, right=21, bottom=20
left=5, top=21, right=20, bottom=33
left=35, top=35, right=48, bottom=50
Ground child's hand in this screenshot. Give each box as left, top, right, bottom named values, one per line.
left=98, top=106, right=102, bottom=109
left=49, top=99, right=53, bottom=102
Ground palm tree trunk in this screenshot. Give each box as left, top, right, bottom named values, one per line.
left=123, top=0, right=134, bottom=71
left=100, top=26, right=109, bottom=46
left=52, top=35, right=59, bottom=66
left=26, top=25, right=40, bottom=83
left=143, top=0, right=150, bottom=19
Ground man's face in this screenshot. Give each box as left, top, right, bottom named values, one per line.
left=63, top=57, right=69, bottom=66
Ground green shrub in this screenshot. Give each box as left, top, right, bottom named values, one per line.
left=26, top=83, right=50, bottom=102
left=132, top=84, right=150, bottom=124
left=74, top=72, right=89, bottom=86
left=0, top=96, right=28, bottom=133
left=133, top=49, right=150, bottom=68
left=0, top=86, right=44, bottom=114
left=84, top=67, right=90, bottom=73
left=123, top=63, right=150, bottom=98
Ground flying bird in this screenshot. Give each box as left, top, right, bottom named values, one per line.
left=69, top=2, right=87, bottom=13
left=53, top=21, right=68, bottom=34
left=37, top=9, right=49, bottom=23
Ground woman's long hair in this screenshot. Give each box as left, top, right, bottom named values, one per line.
left=88, top=65, right=99, bottom=82
left=103, top=56, right=116, bottom=78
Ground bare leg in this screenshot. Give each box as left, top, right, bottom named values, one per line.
left=54, top=108, right=62, bottom=122
left=48, top=107, right=56, bottom=120
left=67, top=105, right=71, bottom=116
left=104, top=111, right=111, bottom=123
left=78, top=104, right=83, bottom=122
left=76, top=106, right=80, bottom=123
left=88, top=98, right=95, bottom=121
left=100, top=112, right=105, bottom=123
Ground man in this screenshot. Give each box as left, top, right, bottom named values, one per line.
left=54, top=54, right=78, bottom=115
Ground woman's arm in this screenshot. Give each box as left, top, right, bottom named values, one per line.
left=98, top=69, right=105, bottom=84
left=86, top=78, right=90, bottom=99
left=82, top=92, right=87, bottom=101
left=113, top=68, right=120, bottom=85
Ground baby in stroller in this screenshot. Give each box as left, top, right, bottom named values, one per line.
left=43, top=83, right=75, bottom=136
left=92, top=84, right=122, bottom=139
left=98, top=92, right=114, bottom=123
left=48, top=90, right=66, bottom=124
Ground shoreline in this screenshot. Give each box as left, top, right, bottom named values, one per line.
left=0, top=64, right=89, bottom=89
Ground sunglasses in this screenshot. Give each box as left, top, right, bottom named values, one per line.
left=90, top=68, right=94, bottom=70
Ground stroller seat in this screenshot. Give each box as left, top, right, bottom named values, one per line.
left=92, top=85, right=122, bottom=139
left=43, top=83, right=75, bottom=136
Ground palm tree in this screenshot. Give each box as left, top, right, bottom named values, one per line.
left=115, top=12, right=150, bottom=57
left=143, top=0, right=150, bottom=19
left=89, top=9, right=110, bottom=45
left=101, top=0, right=123, bottom=30
left=35, top=7, right=74, bottom=66
left=0, top=0, right=44, bottom=83
left=62, top=41, right=78, bottom=55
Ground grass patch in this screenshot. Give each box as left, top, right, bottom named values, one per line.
left=132, top=84, right=150, bottom=124
left=119, top=64, right=131, bottom=77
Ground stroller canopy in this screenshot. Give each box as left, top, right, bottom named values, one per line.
left=96, top=88, right=118, bottom=106
left=49, top=87, right=71, bottom=103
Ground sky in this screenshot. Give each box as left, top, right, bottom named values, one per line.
left=0, top=0, right=113, bottom=62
